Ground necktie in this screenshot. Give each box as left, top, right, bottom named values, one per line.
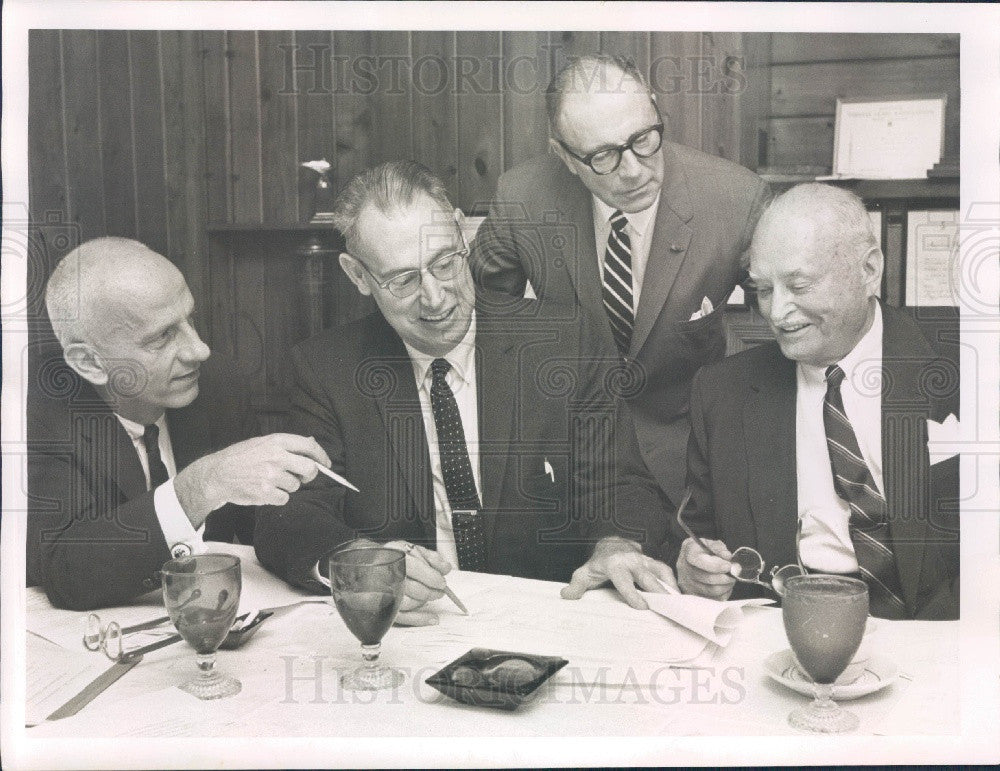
left=823, top=365, right=907, bottom=619
left=142, top=423, right=170, bottom=489
left=602, top=210, right=635, bottom=356
left=429, top=358, right=486, bottom=572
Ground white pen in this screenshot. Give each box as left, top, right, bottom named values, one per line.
left=314, top=463, right=360, bottom=492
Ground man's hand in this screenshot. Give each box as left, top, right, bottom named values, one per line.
left=174, top=433, right=332, bottom=526
left=383, top=541, right=452, bottom=626
left=676, top=537, right=736, bottom=600
left=560, top=536, right=678, bottom=610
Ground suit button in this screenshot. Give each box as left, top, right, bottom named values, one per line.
left=142, top=577, right=156, bottom=589
left=171, top=543, right=193, bottom=559
left=669, top=243, right=684, bottom=252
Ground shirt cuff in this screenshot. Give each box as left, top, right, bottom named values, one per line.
left=153, top=479, right=205, bottom=559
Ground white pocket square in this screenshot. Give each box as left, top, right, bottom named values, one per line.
left=927, top=413, right=960, bottom=465
left=689, top=296, right=713, bottom=321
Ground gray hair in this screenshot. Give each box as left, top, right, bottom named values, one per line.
left=45, top=237, right=172, bottom=347
left=746, top=183, right=880, bottom=270
left=331, top=160, right=453, bottom=250
left=545, top=53, right=653, bottom=137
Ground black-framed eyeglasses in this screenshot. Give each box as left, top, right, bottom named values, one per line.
left=356, top=231, right=470, bottom=300
left=556, top=122, right=664, bottom=175
left=675, top=487, right=807, bottom=597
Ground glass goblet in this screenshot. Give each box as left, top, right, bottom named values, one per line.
left=782, top=574, right=869, bottom=733
left=329, top=542, right=406, bottom=691
left=161, top=553, right=242, bottom=700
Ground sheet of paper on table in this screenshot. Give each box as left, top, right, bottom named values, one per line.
left=25, top=632, right=115, bottom=727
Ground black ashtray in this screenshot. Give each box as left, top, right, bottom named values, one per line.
left=425, top=648, right=568, bottom=710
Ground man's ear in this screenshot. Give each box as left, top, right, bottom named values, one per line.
left=548, top=137, right=578, bottom=177
left=862, top=246, right=885, bottom=295
left=338, top=253, right=372, bottom=296
left=63, top=342, right=109, bottom=386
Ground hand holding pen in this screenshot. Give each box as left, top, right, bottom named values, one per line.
left=673, top=487, right=736, bottom=600
left=385, top=540, right=468, bottom=626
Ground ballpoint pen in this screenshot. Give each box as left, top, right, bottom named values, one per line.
left=401, top=543, right=469, bottom=615
left=673, top=487, right=716, bottom=555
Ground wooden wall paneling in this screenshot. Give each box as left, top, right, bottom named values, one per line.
left=97, top=30, right=138, bottom=239
left=766, top=116, right=836, bottom=169
left=650, top=32, right=703, bottom=151
left=737, top=32, right=772, bottom=170
left=549, top=31, right=600, bottom=76
left=371, top=31, right=412, bottom=166
left=771, top=33, right=959, bottom=64
left=161, top=31, right=210, bottom=324
left=231, top=237, right=270, bottom=433
left=501, top=31, right=549, bottom=170
left=411, top=31, right=458, bottom=200
left=227, top=31, right=263, bottom=222
left=699, top=31, right=741, bottom=162
left=61, top=30, right=106, bottom=245
left=27, top=29, right=68, bottom=329
left=294, top=30, right=335, bottom=218
left=599, top=31, right=650, bottom=75
left=331, top=31, right=373, bottom=193
left=456, top=31, right=503, bottom=213
left=770, top=57, right=960, bottom=158
left=259, top=31, right=299, bottom=223
left=128, top=31, right=169, bottom=256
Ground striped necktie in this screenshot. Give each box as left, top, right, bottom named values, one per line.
left=823, top=364, right=907, bottom=619
left=429, top=358, right=486, bottom=572
left=602, top=210, right=635, bottom=356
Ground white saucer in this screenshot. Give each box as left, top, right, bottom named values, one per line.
left=763, top=649, right=898, bottom=701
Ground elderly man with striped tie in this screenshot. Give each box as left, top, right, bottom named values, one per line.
left=673, top=183, right=960, bottom=619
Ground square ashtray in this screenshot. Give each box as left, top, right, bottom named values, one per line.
left=425, top=648, right=568, bottom=710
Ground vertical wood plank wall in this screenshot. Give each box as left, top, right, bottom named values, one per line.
left=27, top=30, right=960, bottom=448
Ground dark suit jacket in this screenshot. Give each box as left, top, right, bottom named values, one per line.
left=26, top=340, right=239, bottom=610
left=254, top=296, right=668, bottom=591
left=470, top=144, right=770, bottom=507
left=671, top=305, right=960, bottom=620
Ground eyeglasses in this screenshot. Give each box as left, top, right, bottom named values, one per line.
left=83, top=612, right=180, bottom=661
left=556, top=122, right=664, bottom=175
left=675, top=488, right=806, bottom=597
left=356, top=233, right=470, bottom=300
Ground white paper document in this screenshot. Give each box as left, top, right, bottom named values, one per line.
left=25, top=632, right=114, bottom=726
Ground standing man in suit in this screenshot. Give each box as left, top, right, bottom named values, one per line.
left=470, top=53, right=770, bottom=511
left=675, top=184, right=959, bottom=620
left=30, top=237, right=332, bottom=610
left=254, top=161, right=678, bottom=625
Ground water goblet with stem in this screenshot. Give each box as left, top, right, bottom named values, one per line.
left=161, top=553, right=242, bottom=700
left=328, top=540, right=406, bottom=691
left=782, top=574, right=869, bottom=732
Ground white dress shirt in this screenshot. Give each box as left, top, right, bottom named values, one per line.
left=795, top=304, right=883, bottom=573
left=404, top=314, right=481, bottom=570
left=115, top=413, right=204, bottom=558
left=592, top=192, right=661, bottom=305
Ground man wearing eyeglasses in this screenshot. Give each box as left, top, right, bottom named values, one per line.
left=672, top=184, right=959, bottom=620
left=470, top=53, right=770, bottom=517
left=255, top=160, right=678, bottom=625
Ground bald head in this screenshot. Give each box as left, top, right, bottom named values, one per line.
left=44, top=237, right=210, bottom=423
left=46, top=237, right=186, bottom=348
left=747, top=184, right=884, bottom=367
left=545, top=54, right=652, bottom=136
left=749, top=183, right=880, bottom=273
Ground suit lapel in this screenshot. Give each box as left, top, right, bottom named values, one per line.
left=365, top=321, right=436, bottom=542
left=631, top=143, right=694, bottom=356
left=561, top=180, right=607, bottom=327
left=743, top=346, right=799, bottom=562
left=880, top=306, right=936, bottom=615
left=474, top=313, right=520, bottom=558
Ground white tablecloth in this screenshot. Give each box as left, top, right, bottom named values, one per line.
left=24, top=544, right=959, bottom=739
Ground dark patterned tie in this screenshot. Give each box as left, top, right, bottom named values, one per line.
left=824, top=365, right=907, bottom=619
left=429, top=358, right=486, bottom=572
left=142, top=423, right=170, bottom=489
left=602, top=210, right=634, bottom=356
